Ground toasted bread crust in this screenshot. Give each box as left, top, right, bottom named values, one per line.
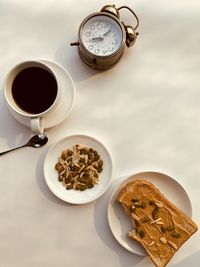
left=117, top=179, right=198, bottom=267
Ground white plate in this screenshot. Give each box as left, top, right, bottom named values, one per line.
left=44, top=134, right=113, bottom=204
left=108, top=171, right=192, bottom=256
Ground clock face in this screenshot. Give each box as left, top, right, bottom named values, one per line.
left=81, top=14, right=123, bottom=57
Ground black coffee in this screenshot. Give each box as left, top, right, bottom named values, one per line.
left=12, top=67, right=57, bottom=114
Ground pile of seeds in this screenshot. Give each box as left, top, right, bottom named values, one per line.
left=55, top=144, right=103, bottom=191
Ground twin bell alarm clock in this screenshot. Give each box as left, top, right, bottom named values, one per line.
left=71, top=4, right=139, bottom=70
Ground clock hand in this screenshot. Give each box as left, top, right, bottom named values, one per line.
left=103, top=29, right=112, bottom=37
left=91, top=36, right=104, bottom=42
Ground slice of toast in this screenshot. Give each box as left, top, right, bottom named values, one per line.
left=116, top=179, right=198, bottom=267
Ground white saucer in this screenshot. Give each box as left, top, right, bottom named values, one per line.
left=40, top=60, right=76, bottom=129
left=11, top=60, right=76, bottom=130
left=107, top=171, right=192, bottom=256
left=44, top=134, right=113, bottom=204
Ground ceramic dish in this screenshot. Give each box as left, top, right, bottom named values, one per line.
left=44, top=134, right=113, bottom=204
left=107, top=171, right=192, bottom=256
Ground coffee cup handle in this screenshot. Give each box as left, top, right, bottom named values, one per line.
left=30, top=117, right=44, bottom=133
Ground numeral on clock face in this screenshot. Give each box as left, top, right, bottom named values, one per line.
left=96, top=22, right=103, bottom=30
left=86, top=31, right=92, bottom=37
left=94, top=49, right=99, bottom=54
left=90, top=25, right=95, bottom=30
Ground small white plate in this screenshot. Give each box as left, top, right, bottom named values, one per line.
left=108, top=171, right=192, bottom=256
left=44, top=134, right=113, bottom=204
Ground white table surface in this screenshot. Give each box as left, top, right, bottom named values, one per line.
left=0, top=0, right=199, bottom=266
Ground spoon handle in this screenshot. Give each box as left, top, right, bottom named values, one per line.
left=0, top=144, right=27, bottom=156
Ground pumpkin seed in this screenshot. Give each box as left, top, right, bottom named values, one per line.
left=94, top=154, right=100, bottom=161
left=67, top=149, right=73, bottom=156
left=58, top=175, right=63, bottom=182
left=166, top=225, right=175, bottom=232
left=97, top=166, right=103, bottom=173
left=58, top=166, right=65, bottom=174
left=149, top=200, right=155, bottom=205
left=79, top=185, right=87, bottom=191
left=61, top=151, right=68, bottom=160
left=152, top=207, right=159, bottom=220
left=135, top=220, right=140, bottom=227
left=161, top=226, right=166, bottom=233
left=55, top=162, right=61, bottom=171
left=79, top=157, right=85, bottom=163
left=139, top=230, right=145, bottom=238
left=66, top=184, right=73, bottom=190
left=80, top=148, right=88, bottom=155
left=172, top=232, right=181, bottom=238
left=135, top=227, right=140, bottom=235
left=94, top=172, right=99, bottom=178
left=141, top=202, right=147, bottom=209
left=98, top=160, right=103, bottom=167
left=65, top=177, right=70, bottom=184
left=132, top=198, right=139, bottom=202
left=88, top=152, right=94, bottom=160
left=142, top=215, right=150, bottom=223
left=87, top=183, right=94, bottom=188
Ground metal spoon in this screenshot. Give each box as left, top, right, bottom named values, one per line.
left=0, top=134, right=48, bottom=156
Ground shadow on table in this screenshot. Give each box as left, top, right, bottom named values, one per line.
left=93, top=177, right=144, bottom=267
left=0, top=90, right=30, bottom=149
left=54, top=39, right=103, bottom=83
left=172, top=251, right=200, bottom=267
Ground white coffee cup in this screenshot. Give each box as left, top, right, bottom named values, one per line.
left=4, top=60, right=76, bottom=133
